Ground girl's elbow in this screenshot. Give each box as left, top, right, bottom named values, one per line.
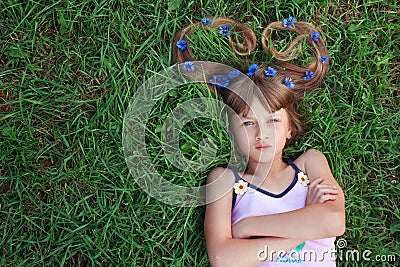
left=208, top=254, right=218, bottom=267
left=209, top=256, right=224, bottom=267
left=208, top=247, right=241, bottom=267
left=208, top=252, right=229, bottom=267
left=336, top=217, right=346, bottom=236
left=326, top=211, right=346, bottom=236
left=332, top=220, right=346, bottom=236
left=207, top=245, right=225, bottom=267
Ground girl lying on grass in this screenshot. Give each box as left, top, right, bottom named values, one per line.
left=173, top=17, right=345, bottom=267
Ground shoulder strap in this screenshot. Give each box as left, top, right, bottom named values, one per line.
left=226, top=166, right=241, bottom=210
left=284, top=158, right=301, bottom=173
left=227, top=166, right=242, bottom=182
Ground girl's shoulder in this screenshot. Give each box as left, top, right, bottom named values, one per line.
left=207, top=166, right=236, bottom=184
left=206, top=167, right=237, bottom=207
left=293, top=149, right=329, bottom=175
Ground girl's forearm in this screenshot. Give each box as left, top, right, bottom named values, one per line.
left=207, top=237, right=304, bottom=267
left=239, top=203, right=345, bottom=240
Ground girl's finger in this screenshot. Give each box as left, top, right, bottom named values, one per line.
left=315, top=184, right=338, bottom=191
left=309, top=177, right=324, bottom=187
left=308, top=185, right=337, bottom=197
left=319, top=194, right=337, bottom=203
left=315, top=187, right=339, bottom=197
left=313, top=188, right=339, bottom=202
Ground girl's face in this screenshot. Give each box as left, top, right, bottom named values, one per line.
left=230, top=96, right=292, bottom=163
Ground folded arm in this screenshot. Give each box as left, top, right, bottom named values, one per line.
left=232, top=149, right=346, bottom=240
left=205, top=167, right=304, bottom=267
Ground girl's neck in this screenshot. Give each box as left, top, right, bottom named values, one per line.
left=245, top=154, right=287, bottom=181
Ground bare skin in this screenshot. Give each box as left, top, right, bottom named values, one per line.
left=204, top=97, right=345, bottom=267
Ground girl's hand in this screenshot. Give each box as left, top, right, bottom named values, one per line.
left=306, top=177, right=339, bottom=206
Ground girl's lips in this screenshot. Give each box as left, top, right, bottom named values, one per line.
left=255, top=144, right=272, bottom=150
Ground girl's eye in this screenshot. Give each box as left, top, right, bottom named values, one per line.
left=243, top=121, right=254, bottom=126
left=268, top=118, right=279, bottom=123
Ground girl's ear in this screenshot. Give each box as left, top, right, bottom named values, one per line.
left=287, top=128, right=292, bottom=139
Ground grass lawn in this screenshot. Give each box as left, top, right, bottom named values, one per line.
left=1, top=0, right=399, bottom=266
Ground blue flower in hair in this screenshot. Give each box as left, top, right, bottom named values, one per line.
left=282, top=18, right=290, bottom=28
left=183, top=61, right=195, bottom=72
left=264, top=66, right=277, bottom=77
left=288, top=16, right=297, bottom=26
left=218, top=24, right=232, bottom=36
left=320, top=56, right=330, bottom=63
left=284, top=77, right=295, bottom=89
left=247, top=64, right=259, bottom=77
left=176, top=40, right=187, bottom=51
left=282, top=16, right=297, bottom=28
left=228, top=69, right=241, bottom=79
left=211, top=75, right=230, bottom=89
left=311, top=31, right=320, bottom=43
left=303, top=71, right=314, bottom=80
left=201, top=18, right=212, bottom=25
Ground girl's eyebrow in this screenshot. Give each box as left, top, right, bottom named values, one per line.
left=241, top=112, right=281, bottom=119
left=271, top=109, right=283, bottom=116
left=241, top=114, right=255, bottom=119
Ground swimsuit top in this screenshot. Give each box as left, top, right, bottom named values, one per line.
left=228, top=159, right=336, bottom=267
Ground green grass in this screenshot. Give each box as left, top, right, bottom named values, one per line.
left=1, top=0, right=399, bottom=266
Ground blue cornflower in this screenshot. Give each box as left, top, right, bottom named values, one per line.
left=320, top=56, right=330, bottom=63
left=263, top=66, right=277, bottom=77
left=282, top=16, right=297, bottom=28
left=288, top=16, right=297, bottom=26
left=218, top=24, right=232, bottom=36
left=282, top=18, right=290, bottom=28
left=183, top=61, right=195, bottom=72
left=176, top=40, right=187, bottom=51
left=284, top=77, right=295, bottom=89
left=311, top=31, right=320, bottom=43
left=303, top=71, right=314, bottom=80
left=201, top=18, right=212, bottom=25
left=211, top=75, right=230, bottom=89
left=246, top=64, right=259, bottom=77
left=228, top=69, right=241, bottom=79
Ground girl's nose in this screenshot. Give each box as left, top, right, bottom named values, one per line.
left=255, top=126, right=269, bottom=141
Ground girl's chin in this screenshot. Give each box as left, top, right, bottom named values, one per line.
left=241, top=149, right=279, bottom=164
left=248, top=154, right=276, bottom=164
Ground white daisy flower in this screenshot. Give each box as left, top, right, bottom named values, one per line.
left=298, top=171, right=310, bottom=186
left=233, top=179, right=248, bottom=195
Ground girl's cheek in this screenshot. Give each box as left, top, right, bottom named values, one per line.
left=240, top=132, right=251, bottom=146
left=245, top=128, right=256, bottom=140
left=236, top=129, right=251, bottom=146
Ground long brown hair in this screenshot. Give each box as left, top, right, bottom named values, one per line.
left=173, top=17, right=257, bottom=63
left=172, top=17, right=329, bottom=143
